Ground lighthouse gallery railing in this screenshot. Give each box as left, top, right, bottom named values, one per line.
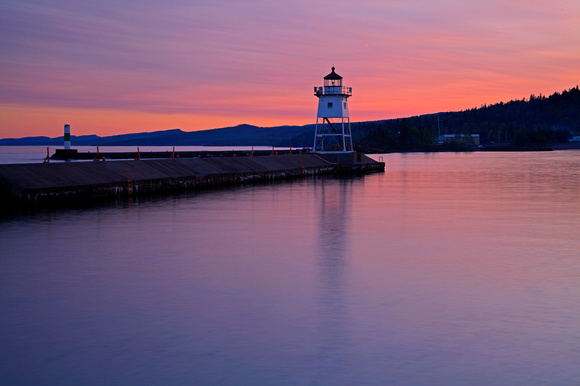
left=314, top=86, right=352, bottom=96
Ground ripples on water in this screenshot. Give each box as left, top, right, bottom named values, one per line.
left=1, top=151, right=579, bottom=385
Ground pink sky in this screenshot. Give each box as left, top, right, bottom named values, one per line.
left=1, top=0, right=579, bottom=138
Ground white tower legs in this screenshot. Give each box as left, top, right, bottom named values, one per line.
left=313, top=117, right=353, bottom=153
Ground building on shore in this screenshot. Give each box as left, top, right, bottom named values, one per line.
left=440, top=134, right=480, bottom=146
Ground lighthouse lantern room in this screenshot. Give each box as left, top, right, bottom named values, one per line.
left=313, top=67, right=353, bottom=153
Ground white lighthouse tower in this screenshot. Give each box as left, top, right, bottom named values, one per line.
left=313, top=67, right=353, bottom=153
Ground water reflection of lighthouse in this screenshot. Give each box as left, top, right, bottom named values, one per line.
left=314, top=177, right=355, bottom=372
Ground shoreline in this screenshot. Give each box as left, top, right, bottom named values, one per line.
left=364, top=142, right=580, bottom=154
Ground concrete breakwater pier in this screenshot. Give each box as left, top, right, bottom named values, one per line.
left=0, top=153, right=384, bottom=206
left=50, top=148, right=292, bottom=160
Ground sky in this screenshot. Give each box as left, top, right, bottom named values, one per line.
left=1, top=0, right=579, bottom=139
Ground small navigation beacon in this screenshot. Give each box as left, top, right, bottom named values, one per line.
left=64, top=124, right=71, bottom=149
left=313, top=67, right=353, bottom=153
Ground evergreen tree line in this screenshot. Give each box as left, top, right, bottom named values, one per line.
left=353, top=86, right=580, bottom=152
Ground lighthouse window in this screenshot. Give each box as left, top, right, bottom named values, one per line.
left=327, top=102, right=333, bottom=108
left=344, top=102, right=347, bottom=109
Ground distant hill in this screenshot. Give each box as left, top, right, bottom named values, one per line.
left=2, top=86, right=578, bottom=150
left=0, top=124, right=316, bottom=147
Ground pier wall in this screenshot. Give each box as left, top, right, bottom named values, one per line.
left=0, top=154, right=342, bottom=205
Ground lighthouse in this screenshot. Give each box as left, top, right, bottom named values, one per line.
left=313, top=67, right=353, bottom=153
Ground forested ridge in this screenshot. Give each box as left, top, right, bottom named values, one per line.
left=351, top=86, right=580, bottom=152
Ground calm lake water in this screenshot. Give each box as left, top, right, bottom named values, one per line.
left=1, top=151, right=579, bottom=385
